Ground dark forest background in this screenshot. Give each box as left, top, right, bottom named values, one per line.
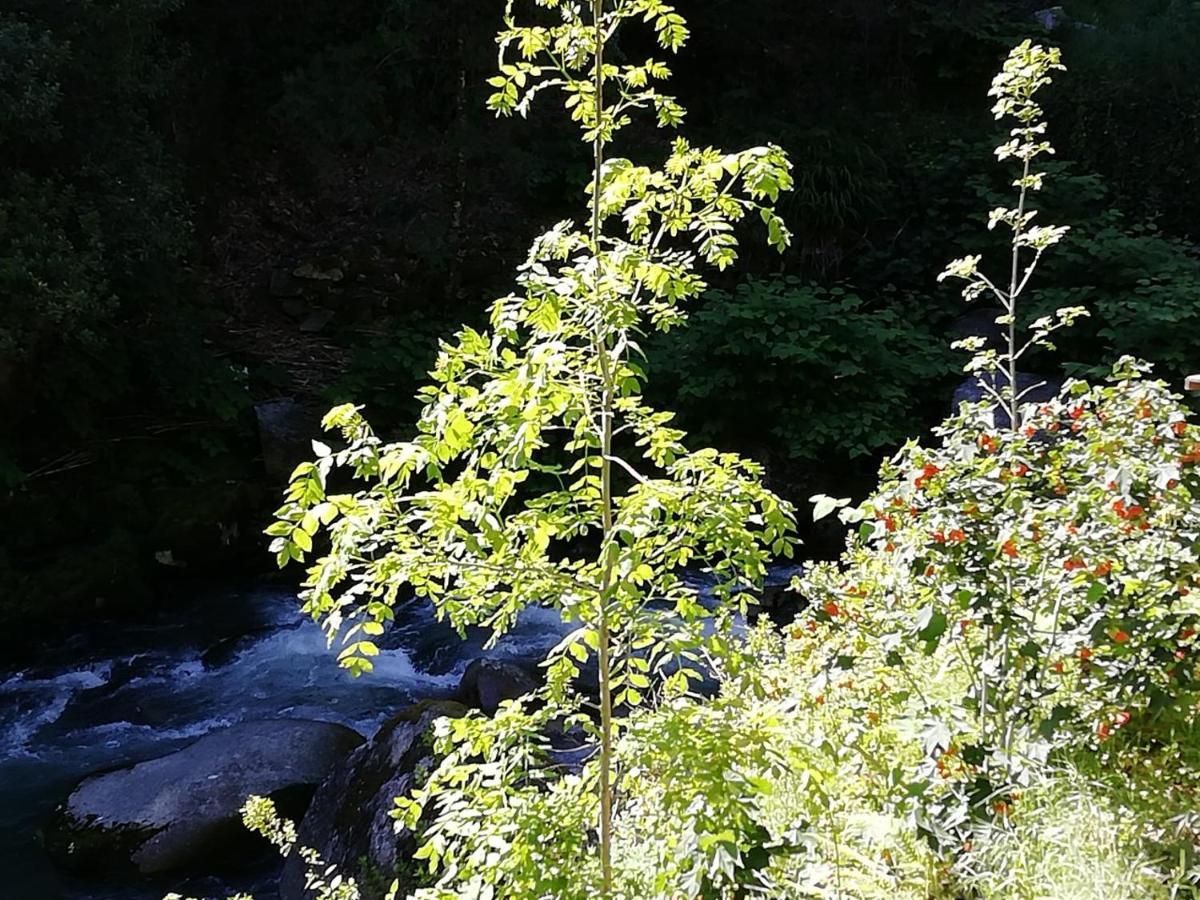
left=3, top=0, right=1199, bottom=626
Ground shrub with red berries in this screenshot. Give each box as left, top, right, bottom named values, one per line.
left=792, top=358, right=1200, bottom=840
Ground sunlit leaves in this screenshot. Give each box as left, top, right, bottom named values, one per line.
left=263, top=2, right=800, bottom=894
left=489, top=0, right=689, bottom=142
left=792, top=362, right=1200, bottom=847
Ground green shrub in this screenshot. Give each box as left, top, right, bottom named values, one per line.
left=646, top=278, right=955, bottom=465
left=797, top=361, right=1200, bottom=835
left=789, top=39, right=1200, bottom=874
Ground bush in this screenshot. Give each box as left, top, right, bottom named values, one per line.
left=646, top=278, right=955, bottom=465
left=795, top=361, right=1200, bottom=832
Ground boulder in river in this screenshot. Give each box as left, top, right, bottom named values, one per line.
left=44, top=718, right=364, bottom=876
left=280, top=701, right=466, bottom=900
left=454, top=658, right=541, bottom=715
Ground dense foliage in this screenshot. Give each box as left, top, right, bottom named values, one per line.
left=6, top=1, right=1200, bottom=623
left=154, top=9, right=1200, bottom=900
left=646, top=279, right=954, bottom=467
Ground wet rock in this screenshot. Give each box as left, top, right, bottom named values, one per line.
left=45, top=719, right=364, bottom=877
left=281, top=297, right=310, bottom=318
left=299, top=308, right=335, bottom=333
left=280, top=701, right=466, bottom=900
left=454, top=658, right=541, bottom=715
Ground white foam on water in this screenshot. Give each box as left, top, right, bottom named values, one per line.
left=0, top=662, right=116, bottom=759
left=83, top=717, right=237, bottom=747
left=0, top=691, right=74, bottom=760
left=368, top=649, right=459, bottom=689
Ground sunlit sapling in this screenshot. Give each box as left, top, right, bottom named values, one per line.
left=268, top=0, right=797, bottom=895
left=799, top=42, right=1200, bottom=842
left=939, top=40, right=1086, bottom=433
left=933, top=41, right=1081, bottom=767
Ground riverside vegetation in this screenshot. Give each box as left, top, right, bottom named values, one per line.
left=167, top=9, right=1200, bottom=900
left=12, top=2, right=1200, bottom=624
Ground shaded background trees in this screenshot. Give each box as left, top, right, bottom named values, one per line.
left=3, top=0, right=1199, bottom=625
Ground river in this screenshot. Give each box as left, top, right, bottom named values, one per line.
left=0, top=567, right=798, bottom=899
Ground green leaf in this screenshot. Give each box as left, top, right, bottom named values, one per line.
left=915, top=606, right=947, bottom=650
left=810, top=494, right=850, bottom=522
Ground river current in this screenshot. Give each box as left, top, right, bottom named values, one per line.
left=0, top=567, right=798, bottom=898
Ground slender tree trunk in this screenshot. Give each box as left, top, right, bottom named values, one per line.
left=996, top=157, right=1032, bottom=764
left=1007, top=157, right=1031, bottom=437
left=590, top=1, right=615, bottom=895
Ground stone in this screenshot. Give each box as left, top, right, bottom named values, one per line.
left=298, top=308, right=335, bottom=333
left=45, top=719, right=364, bottom=877
left=279, top=701, right=466, bottom=900
left=269, top=268, right=303, bottom=298
left=454, top=658, right=541, bottom=715
left=292, top=263, right=345, bottom=283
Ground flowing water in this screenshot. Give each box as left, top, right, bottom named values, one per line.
left=0, top=568, right=799, bottom=899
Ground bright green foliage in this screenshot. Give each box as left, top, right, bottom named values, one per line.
left=721, top=616, right=1200, bottom=898
left=486, top=0, right=689, bottom=136
left=395, top=703, right=599, bottom=897
left=795, top=41, right=1200, bottom=850
left=613, top=689, right=790, bottom=896
left=391, top=679, right=792, bottom=899
left=269, top=1, right=796, bottom=896
left=798, top=361, right=1200, bottom=839
left=270, top=3, right=795, bottom=668
left=646, top=278, right=955, bottom=463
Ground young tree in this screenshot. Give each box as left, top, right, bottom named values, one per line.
left=268, top=1, right=797, bottom=894
left=939, top=40, right=1083, bottom=435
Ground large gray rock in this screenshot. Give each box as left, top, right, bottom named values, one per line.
left=280, top=701, right=466, bottom=900
left=45, top=719, right=364, bottom=876
left=454, top=658, right=541, bottom=715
